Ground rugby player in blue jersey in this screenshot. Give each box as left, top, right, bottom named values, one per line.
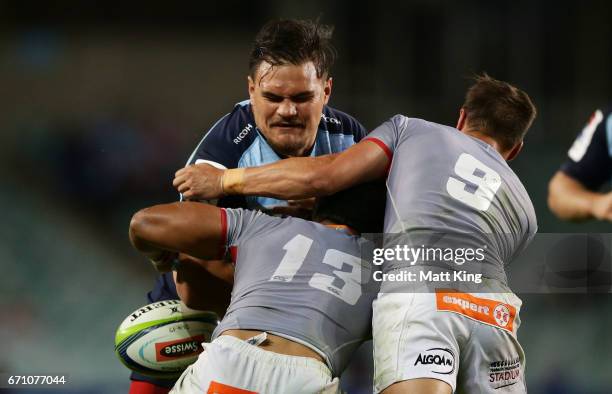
left=130, top=19, right=367, bottom=394
left=548, top=107, right=612, bottom=222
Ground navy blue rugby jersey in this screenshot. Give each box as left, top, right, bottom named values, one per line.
left=185, top=100, right=368, bottom=209
left=561, top=107, right=612, bottom=190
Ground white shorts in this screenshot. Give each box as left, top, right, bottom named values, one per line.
left=170, top=334, right=339, bottom=394
left=373, top=283, right=526, bottom=393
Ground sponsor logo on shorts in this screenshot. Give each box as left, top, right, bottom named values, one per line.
left=155, top=336, right=205, bottom=362
left=413, top=348, right=455, bottom=375
left=489, top=357, right=521, bottom=389
left=435, top=289, right=516, bottom=332
left=208, top=381, right=258, bottom=394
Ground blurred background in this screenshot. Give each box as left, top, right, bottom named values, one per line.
left=1, top=0, right=611, bottom=392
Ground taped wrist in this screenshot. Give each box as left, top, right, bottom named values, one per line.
left=222, top=168, right=246, bottom=195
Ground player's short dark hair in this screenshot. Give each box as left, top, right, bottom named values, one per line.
left=313, top=180, right=387, bottom=234
left=462, top=74, right=537, bottom=151
left=249, top=19, right=337, bottom=79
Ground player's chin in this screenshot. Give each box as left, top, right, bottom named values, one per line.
left=271, top=136, right=311, bottom=156
left=277, top=132, right=307, bottom=144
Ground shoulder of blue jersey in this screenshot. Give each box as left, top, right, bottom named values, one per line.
left=211, top=101, right=364, bottom=143
left=186, top=101, right=258, bottom=167
left=189, top=101, right=367, bottom=168
left=322, top=105, right=367, bottom=137
left=213, top=101, right=258, bottom=146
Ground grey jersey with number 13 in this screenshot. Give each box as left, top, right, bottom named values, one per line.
left=367, top=115, right=537, bottom=284
left=213, top=208, right=377, bottom=377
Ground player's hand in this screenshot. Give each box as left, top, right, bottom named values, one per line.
left=150, top=251, right=178, bottom=273
left=591, top=192, right=612, bottom=221
left=173, top=163, right=225, bottom=200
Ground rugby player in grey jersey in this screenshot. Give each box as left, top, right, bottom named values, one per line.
left=129, top=182, right=385, bottom=393
left=179, top=74, right=537, bottom=393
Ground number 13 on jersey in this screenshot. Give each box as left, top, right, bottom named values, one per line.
left=269, top=234, right=368, bottom=305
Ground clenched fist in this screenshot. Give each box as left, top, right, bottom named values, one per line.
left=173, top=163, right=225, bottom=200
left=591, top=192, right=612, bottom=222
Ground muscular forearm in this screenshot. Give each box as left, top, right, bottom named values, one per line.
left=548, top=171, right=601, bottom=221
left=129, top=202, right=223, bottom=261
left=175, top=140, right=389, bottom=201
left=224, top=154, right=338, bottom=199
left=223, top=141, right=390, bottom=200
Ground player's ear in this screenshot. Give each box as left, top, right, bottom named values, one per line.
left=506, top=140, right=524, bottom=161
left=248, top=75, right=256, bottom=99
left=456, top=108, right=467, bottom=130
left=323, top=77, right=332, bottom=104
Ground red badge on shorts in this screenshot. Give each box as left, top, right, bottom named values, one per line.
left=435, top=289, right=516, bottom=332
left=207, top=381, right=258, bottom=394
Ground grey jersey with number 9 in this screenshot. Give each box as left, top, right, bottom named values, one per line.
left=212, top=208, right=377, bottom=377
left=366, top=115, right=537, bottom=284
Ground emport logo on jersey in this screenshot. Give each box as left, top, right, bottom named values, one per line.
left=413, top=348, right=455, bottom=375
left=436, top=290, right=516, bottom=332
left=155, top=336, right=205, bottom=362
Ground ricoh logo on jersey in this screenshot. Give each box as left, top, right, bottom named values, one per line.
left=155, top=336, right=205, bottom=362
left=233, top=123, right=253, bottom=144
left=488, top=357, right=521, bottom=389
left=320, top=114, right=341, bottom=125
left=413, top=348, right=455, bottom=375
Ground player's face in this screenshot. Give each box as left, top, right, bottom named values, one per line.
left=248, top=61, right=332, bottom=157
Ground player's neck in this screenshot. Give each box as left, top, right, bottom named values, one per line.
left=461, top=129, right=507, bottom=158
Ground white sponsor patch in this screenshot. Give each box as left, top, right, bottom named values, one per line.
left=413, top=348, right=455, bottom=375
left=489, top=357, right=521, bottom=389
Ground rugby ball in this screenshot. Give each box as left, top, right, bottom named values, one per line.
left=115, top=299, right=218, bottom=378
